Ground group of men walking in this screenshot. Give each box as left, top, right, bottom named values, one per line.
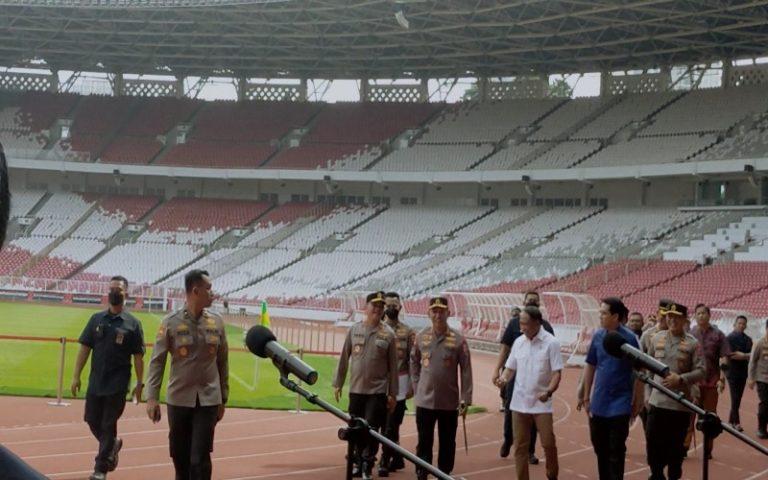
left=332, top=291, right=473, bottom=480
left=72, top=269, right=229, bottom=480
left=71, top=271, right=768, bottom=480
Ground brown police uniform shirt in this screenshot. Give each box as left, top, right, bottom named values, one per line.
left=641, top=325, right=663, bottom=353
left=385, top=318, right=415, bottom=375
left=749, top=337, right=768, bottom=383
left=146, top=307, right=229, bottom=407
left=410, top=326, right=473, bottom=410
left=647, top=330, right=705, bottom=412
left=333, top=321, right=399, bottom=397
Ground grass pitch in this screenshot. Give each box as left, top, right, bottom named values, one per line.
left=0, top=301, right=344, bottom=411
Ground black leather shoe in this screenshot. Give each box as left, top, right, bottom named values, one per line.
left=390, top=458, right=405, bottom=471
left=499, top=441, right=511, bottom=458
left=529, top=454, right=540, bottom=465
left=757, top=430, right=768, bottom=439
left=351, top=463, right=362, bottom=478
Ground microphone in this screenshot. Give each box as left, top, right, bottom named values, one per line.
left=603, top=330, right=670, bottom=378
left=245, top=325, right=319, bottom=385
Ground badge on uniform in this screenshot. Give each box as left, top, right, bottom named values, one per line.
left=422, top=352, right=430, bottom=367
left=115, top=332, right=124, bottom=345
left=156, top=326, right=165, bottom=341
left=208, top=345, right=216, bottom=355
left=353, top=344, right=363, bottom=354
left=179, top=347, right=188, bottom=357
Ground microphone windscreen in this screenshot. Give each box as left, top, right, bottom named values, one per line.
left=246, top=325, right=276, bottom=358
left=603, top=330, right=627, bottom=358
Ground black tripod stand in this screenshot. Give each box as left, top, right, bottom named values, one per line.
left=278, top=374, right=456, bottom=480
left=637, top=372, right=768, bottom=480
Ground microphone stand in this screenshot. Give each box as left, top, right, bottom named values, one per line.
left=636, top=371, right=768, bottom=480
left=277, top=372, right=456, bottom=480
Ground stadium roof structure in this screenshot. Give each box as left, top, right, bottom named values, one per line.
left=2, top=0, right=768, bottom=79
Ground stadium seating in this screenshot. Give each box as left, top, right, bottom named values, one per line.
left=372, top=144, right=494, bottom=171
left=693, top=116, right=768, bottom=161
left=441, top=257, right=588, bottom=293
left=100, top=135, right=164, bottom=165
left=215, top=248, right=303, bottom=294
left=579, top=134, right=719, bottom=168
left=304, top=102, right=438, bottom=144
left=72, top=195, right=159, bottom=240
left=122, top=97, right=200, bottom=136
left=640, top=86, right=768, bottom=136
left=467, top=208, right=599, bottom=257
left=571, top=91, right=682, bottom=139
left=418, top=99, right=562, bottom=143
left=160, top=246, right=239, bottom=289
left=528, top=97, right=609, bottom=141
left=159, top=140, right=277, bottom=168
left=9, top=189, right=46, bottom=218
left=278, top=205, right=383, bottom=251
left=78, top=243, right=201, bottom=285
left=474, top=142, right=544, bottom=170
left=266, top=143, right=369, bottom=170
left=431, top=208, right=532, bottom=254
left=139, top=198, right=271, bottom=245
left=233, top=251, right=394, bottom=300
left=29, top=193, right=94, bottom=238
left=527, top=208, right=698, bottom=259
left=524, top=140, right=601, bottom=169
left=338, top=206, right=491, bottom=255
left=25, top=238, right=105, bottom=279
left=192, top=101, right=319, bottom=142
left=624, top=261, right=768, bottom=315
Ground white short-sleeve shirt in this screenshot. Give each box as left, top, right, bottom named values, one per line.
left=505, top=328, right=563, bottom=414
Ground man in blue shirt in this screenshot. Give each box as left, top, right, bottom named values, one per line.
left=578, top=297, right=643, bottom=480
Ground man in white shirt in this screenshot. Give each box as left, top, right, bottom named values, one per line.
left=496, top=305, right=562, bottom=480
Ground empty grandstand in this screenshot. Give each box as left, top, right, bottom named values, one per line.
left=0, top=0, right=767, bottom=353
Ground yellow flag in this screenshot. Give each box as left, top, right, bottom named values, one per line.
left=261, top=301, right=270, bottom=328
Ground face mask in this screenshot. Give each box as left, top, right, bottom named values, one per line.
left=108, top=291, right=124, bottom=306
left=385, top=308, right=399, bottom=319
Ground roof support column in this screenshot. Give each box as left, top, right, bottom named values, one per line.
left=478, top=77, right=489, bottom=102
left=722, top=59, right=732, bottom=89
left=360, top=78, right=370, bottom=102
left=299, top=78, right=308, bottom=101
left=237, top=76, right=247, bottom=101
left=49, top=70, right=59, bottom=93
left=418, top=78, right=428, bottom=102
left=175, top=76, right=185, bottom=98
left=599, top=70, right=610, bottom=97
left=112, top=72, right=125, bottom=96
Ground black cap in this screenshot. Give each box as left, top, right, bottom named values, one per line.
left=664, top=301, right=688, bottom=317
left=428, top=296, right=449, bottom=310
left=658, top=299, right=673, bottom=314
left=366, top=291, right=386, bottom=304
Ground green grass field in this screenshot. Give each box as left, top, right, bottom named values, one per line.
left=0, top=301, right=345, bottom=411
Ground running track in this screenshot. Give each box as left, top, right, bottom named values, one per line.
left=1, top=351, right=767, bottom=479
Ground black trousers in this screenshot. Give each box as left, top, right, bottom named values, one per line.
left=589, top=414, right=630, bottom=480
left=646, top=406, right=691, bottom=480
left=503, top=380, right=537, bottom=455
left=758, top=381, right=768, bottom=432
left=381, top=399, right=407, bottom=467
left=167, top=401, right=219, bottom=480
left=727, top=373, right=748, bottom=425
left=416, top=407, right=458, bottom=475
left=84, top=392, right=127, bottom=473
left=348, top=393, right=387, bottom=466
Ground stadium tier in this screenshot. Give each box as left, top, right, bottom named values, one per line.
left=5, top=85, right=768, bottom=170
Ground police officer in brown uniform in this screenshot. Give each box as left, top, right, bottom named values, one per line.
left=748, top=319, right=768, bottom=439
left=379, top=291, right=415, bottom=476
left=645, top=302, right=705, bottom=480
left=639, top=300, right=672, bottom=431
left=146, top=270, right=229, bottom=480
left=333, top=291, right=398, bottom=480
left=411, top=296, right=473, bottom=480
